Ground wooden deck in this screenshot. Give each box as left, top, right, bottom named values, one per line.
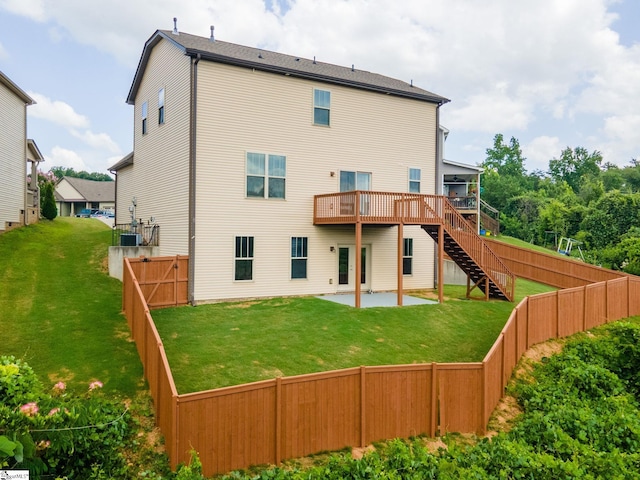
left=313, top=191, right=514, bottom=305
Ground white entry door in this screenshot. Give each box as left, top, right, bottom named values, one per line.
left=337, top=244, right=371, bottom=291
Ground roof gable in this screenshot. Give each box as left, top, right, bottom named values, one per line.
left=56, top=176, right=115, bottom=202
left=127, top=30, right=449, bottom=106
left=0, top=70, right=35, bottom=105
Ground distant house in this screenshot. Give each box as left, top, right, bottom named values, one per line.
left=54, top=176, right=115, bottom=216
left=0, top=70, right=44, bottom=232
left=112, top=26, right=513, bottom=305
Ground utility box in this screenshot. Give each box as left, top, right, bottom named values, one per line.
left=120, top=233, right=141, bottom=246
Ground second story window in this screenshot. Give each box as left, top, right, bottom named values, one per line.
left=141, top=101, right=148, bottom=135
left=313, top=89, right=331, bottom=126
left=158, top=88, right=165, bottom=125
left=409, top=168, right=421, bottom=193
left=246, top=153, right=286, bottom=199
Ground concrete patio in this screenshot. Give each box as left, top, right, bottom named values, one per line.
left=316, top=292, right=437, bottom=308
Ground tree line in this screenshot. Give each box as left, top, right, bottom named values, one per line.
left=480, top=134, right=640, bottom=274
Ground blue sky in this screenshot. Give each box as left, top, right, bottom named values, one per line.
left=1, top=0, right=639, bottom=175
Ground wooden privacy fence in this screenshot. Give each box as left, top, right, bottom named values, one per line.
left=122, top=253, right=640, bottom=477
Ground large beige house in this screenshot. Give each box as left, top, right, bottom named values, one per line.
left=0, top=71, right=43, bottom=232
left=114, top=27, right=513, bottom=305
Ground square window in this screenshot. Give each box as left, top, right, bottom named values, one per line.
left=291, top=237, right=308, bottom=279
left=313, top=89, right=331, bottom=126
left=246, top=152, right=286, bottom=199
left=235, top=236, right=254, bottom=281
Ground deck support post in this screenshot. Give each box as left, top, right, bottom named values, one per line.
left=397, top=222, right=404, bottom=306
left=438, top=224, right=444, bottom=304
left=355, top=221, right=362, bottom=308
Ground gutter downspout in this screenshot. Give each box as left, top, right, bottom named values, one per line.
left=188, top=53, right=201, bottom=306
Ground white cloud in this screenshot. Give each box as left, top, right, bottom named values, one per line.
left=523, top=136, right=562, bottom=173
left=0, top=41, right=7, bottom=59
left=70, top=129, right=120, bottom=154
left=47, top=146, right=86, bottom=170
left=27, top=92, right=89, bottom=129
left=0, top=0, right=46, bottom=22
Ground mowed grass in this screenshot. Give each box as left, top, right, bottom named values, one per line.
left=153, top=279, right=555, bottom=393
left=0, top=217, right=143, bottom=397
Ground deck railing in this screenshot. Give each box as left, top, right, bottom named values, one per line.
left=314, top=191, right=514, bottom=300
left=111, top=223, right=160, bottom=247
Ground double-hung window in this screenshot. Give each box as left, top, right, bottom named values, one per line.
left=158, top=88, right=165, bottom=125
left=246, top=153, right=286, bottom=199
left=403, top=238, right=413, bottom=275
left=409, top=168, right=421, bottom=193
left=313, top=89, right=331, bottom=126
left=291, top=237, right=308, bottom=279
left=235, top=236, right=254, bottom=281
left=141, top=101, right=148, bottom=135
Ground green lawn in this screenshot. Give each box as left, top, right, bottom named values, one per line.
left=0, top=217, right=143, bottom=397
left=153, top=280, right=555, bottom=393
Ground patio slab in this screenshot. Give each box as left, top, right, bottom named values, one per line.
left=316, top=292, right=437, bottom=308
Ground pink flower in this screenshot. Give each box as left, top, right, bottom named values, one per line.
left=52, top=381, right=66, bottom=393
left=20, top=402, right=39, bottom=416
left=48, top=407, right=60, bottom=416
left=88, top=380, right=103, bottom=391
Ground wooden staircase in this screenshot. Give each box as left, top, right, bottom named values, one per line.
left=313, top=191, right=515, bottom=301
left=421, top=200, right=514, bottom=301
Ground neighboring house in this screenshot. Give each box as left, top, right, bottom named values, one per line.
left=0, top=70, right=44, bottom=232
left=113, top=26, right=513, bottom=305
left=436, top=126, right=483, bottom=231
left=54, top=176, right=115, bottom=216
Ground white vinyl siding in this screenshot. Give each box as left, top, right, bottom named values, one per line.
left=0, top=80, right=27, bottom=229
left=129, top=39, right=191, bottom=255
left=192, top=60, right=437, bottom=302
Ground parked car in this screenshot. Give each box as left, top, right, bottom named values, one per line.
left=90, top=210, right=115, bottom=218
left=76, top=208, right=99, bottom=218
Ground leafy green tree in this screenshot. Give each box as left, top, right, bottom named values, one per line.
left=40, top=182, right=57, bottom=221
left=577, top=174, right=604, bottom=205
left=49, top=166, right=113, bottom=182
left=500, top=192, right=547, bottom=242
left=548, top=147, right=602, bottom=193
left=480, top=134, right=534, bottom=211
left=601, top=163, right=625, bottom=192
left=620, top=161, right=640, bottom=192
left=538, top=199, right=571, bottom=241
left=579, top=191, right=640, bottom=249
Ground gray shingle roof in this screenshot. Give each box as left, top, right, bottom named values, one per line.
left=55, top=176, right=115, bottom=202
left=127, top=30, right=449, bottom=105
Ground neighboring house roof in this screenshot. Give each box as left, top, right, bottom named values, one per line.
left=27, top=139, right=44, bottom=163
left=0, top=70, right=35, bottom=105
left=54, top=176, right=115, bottom=202
left=443, top=158, right=483, bottom=174
left=108, top=152, right=133, bottom=172
left=127, top=29, right=449, bottom=106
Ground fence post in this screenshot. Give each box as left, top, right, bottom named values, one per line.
left=582, top=285, right=588, bottom=332
left=360, top=366, right=366, bottom=447
left=430, top=362, right=438, bottom=437
left=275, top=377, right=282, bottom=465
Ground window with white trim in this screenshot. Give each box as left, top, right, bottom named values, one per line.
left=403, top=238, right=413, bottom=275
left=313, top=89, right=331, bottom=126
left=141, top=101, right=148, bottom=135
left=158, top=88, right=165, bottom=125
left=235, top=236, right=254, bottom=281
left=409, top=168, right=421, bottom=193
left=291, top=237, right=308, bottom=279
left=246, top=153, right=286, bottom=199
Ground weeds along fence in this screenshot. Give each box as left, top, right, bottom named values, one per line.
left=122, top=251, right=640, bottom=477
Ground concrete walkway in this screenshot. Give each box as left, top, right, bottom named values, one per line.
left=316, top=292, right=437, bottom=308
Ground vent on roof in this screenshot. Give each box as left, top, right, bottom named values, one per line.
left=210, top=25, right=215, bottom=42
left=172, top=17, right=179, bottom=35
left=351, top=64, right=354, bottom=72
left=313, top=56, right=316, bottom=64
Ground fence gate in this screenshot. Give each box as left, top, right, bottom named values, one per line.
left=129, top=255, right=189, bottom=308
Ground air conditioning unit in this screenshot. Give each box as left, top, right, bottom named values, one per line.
left=120, top=233, right=142, bottom=246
